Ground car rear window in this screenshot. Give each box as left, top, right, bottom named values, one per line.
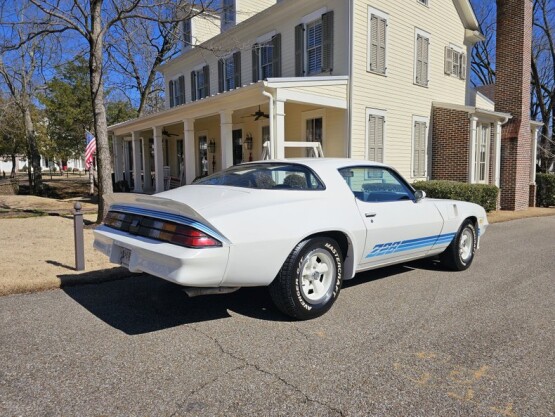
left=194, top=163, right=325, bottom=190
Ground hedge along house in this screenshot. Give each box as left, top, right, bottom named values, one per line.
left=108, top=0, right=541, bottom=210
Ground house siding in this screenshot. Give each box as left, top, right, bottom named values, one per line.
left=163, top=0, right=349, bottom=108
left=351, top=0, right=469, bottom=178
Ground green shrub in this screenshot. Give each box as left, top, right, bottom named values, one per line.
left=536, top=173, right=555, bottom=207
left=412, top=180, right=499, bottom=212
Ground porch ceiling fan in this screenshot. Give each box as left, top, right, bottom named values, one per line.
left=162, top=128, right=179, bottom=137
left=242, top=105, right=270, bottom=121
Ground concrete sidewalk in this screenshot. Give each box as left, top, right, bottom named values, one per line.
left=0, top=194, right=553, bottom=296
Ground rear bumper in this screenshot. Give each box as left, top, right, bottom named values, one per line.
left=93, top=225, right=230, bottom=287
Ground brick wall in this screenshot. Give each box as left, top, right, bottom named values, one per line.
left=495, top=0, right=534, bottom=211
left=431, top=107, right=470, bottom=182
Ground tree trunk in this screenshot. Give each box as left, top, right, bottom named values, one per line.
left=90, top=0, right=113, bottom=223
left=10, top=154, right=16, bottom=178
left=23, top=107, right=43, bottom=194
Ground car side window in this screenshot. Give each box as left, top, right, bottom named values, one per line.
left=339, top=166, right=414, bottom=202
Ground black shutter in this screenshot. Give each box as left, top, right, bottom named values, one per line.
left=233, top=51, right=241, bottom=87
left=322, top=11, right=334, bottom=73
left=218, top=59, right=224, bottom=93
left=169, top=80, right=175, bottom=108
left=295, top=23, right=305, bottom=76
left=190, top=72, right=196, bottom=101
left=272, top=33, right=281, bottom=77
left=203, top=65, right=210, bottom=98
left=252, top=43, right=259, bottom=82
left=178, top=75, right=185, bottom=104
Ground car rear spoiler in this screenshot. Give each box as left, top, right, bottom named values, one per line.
left=103, top=193, right=230, bottom=244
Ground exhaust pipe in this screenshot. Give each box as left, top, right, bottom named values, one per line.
left=183, top=287, right=240, bottom=297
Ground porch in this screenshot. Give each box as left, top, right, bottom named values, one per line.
left=110, top=76, right=348, bottom=193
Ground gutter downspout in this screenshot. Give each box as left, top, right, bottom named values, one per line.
left=347, top=0, right=353, bottom=158
left=262, top=89, right=274, bottom=159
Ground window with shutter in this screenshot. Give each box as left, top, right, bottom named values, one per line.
left=415, top=31, right=430, bottom=87
left=367, top=114, right=385, bottom=163
left=412, top=120, right=427, bottom=177
left=295, top=10, right=333, bottom=77
left=445, top=45, right=466, bottom=79
left=368, top=9, right=387, bottom=74
left=222, top=0, right=235, bottom=30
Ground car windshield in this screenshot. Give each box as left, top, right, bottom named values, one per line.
left=194, top=163, right=325, bottom=190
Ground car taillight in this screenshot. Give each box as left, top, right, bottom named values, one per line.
left=171, top=225, right=222, bottom=248
left=103, top=210, right=222, bottom=249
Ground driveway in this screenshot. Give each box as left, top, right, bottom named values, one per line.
left=1, top=216, right=554, bottom=416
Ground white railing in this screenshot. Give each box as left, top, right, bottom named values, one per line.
left=261, top=141, right=324, bottom=160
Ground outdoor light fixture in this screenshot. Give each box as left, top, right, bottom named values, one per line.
left=208, top=139, right=216, bottom=153
left=245, top=133, right=253, bottom=150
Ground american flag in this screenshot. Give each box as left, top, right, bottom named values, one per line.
left=85, top=130, right=96, bottom=170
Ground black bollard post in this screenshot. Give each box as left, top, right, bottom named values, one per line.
left=73, top=202, right=85, bottom=271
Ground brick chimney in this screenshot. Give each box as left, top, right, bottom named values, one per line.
left=495, top=0, right=534, bottom=210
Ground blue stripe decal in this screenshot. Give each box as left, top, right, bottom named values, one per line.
left=366, top=232, right=456, bottom=258
left=110, top=204, right=227, bottom=243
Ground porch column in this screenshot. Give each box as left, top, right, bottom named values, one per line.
left=468, top=116, right=478, bottom=184
left=220, top=110, right=233, bottom=169
left=493, top=121, right=502, bottom=188
left=153, top=126, right=165, bottom=193
left=131, top=131, right=143, bottom=193
left=123, top=138, right=131, bottom=184
left=142, top=137, right=152, bottom=192
left=113, top=135, right=124, bottom=182
left=530, top=126, right=539, bottom=184
left=184, top=119, right=196, bottom=184
left=275, top=99, right=286, bottom=159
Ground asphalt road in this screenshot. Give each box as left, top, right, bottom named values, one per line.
left=1, top=216, right=554, bottom=417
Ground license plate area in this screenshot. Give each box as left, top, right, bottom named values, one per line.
left=117, top=245, right=132, bottom=267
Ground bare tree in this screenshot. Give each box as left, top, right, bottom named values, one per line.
left=106, top=17, right=183, bottom=117
left=532, top=0, right=555, bottom=172
left=0, top=23, right=54, bottom=194
left=471, top=1, right=496, bottom=86
left=1, top=0, right=218, bottom=222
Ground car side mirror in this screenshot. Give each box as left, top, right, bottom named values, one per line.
left=414, top=190, right=426, bottom=202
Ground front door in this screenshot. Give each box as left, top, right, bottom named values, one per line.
left=232, top=129, right=243, bottom=165
left=339, top=166, right=444, bottom=269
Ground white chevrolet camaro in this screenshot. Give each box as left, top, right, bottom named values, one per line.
left=94, top=158, right=488, bottom=320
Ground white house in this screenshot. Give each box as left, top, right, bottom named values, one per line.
left=108, top=0, right=540, bottom=210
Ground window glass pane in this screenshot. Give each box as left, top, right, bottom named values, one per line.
left=260, top=41, right=273, bottom=78
left=195, top=69, right=205, bottom=99
left=338, top=167, right=413, bottom=202
left=183, top=19, right=192, bottom=45
left=225, top=56, right=235, bottom=90
left=306, top=20, right=322, bottom=74
left=194, top=163, right=325, bottom=190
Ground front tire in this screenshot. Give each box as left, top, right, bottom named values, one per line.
left=440, top=219, right=477, bottom=271
left=269, top=237, right=343, bottom=320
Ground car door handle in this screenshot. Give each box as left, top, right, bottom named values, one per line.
left=365, top=212, right=377, bottom=218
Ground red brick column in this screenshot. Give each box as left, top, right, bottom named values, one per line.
left=495, top=0, right=533, bottom=210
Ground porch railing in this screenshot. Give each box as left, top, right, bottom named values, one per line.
left=261, top=141, right=325, bottom=160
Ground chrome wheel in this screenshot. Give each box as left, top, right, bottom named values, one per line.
left=459, top=228, right=474, bottom=264
left=299, top=249, right=336, bottom=303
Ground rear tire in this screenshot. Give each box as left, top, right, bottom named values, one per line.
left=269, top=237, right=343, bottom=320
left=440, top=219, right=476, bottom=271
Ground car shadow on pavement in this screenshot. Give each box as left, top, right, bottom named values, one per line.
left=62, top=273, right=288, bottom=335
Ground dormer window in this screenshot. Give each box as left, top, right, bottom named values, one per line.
left=183, top=18, right=192, bottom=49
left=222, top=0, right=235, bottom=30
